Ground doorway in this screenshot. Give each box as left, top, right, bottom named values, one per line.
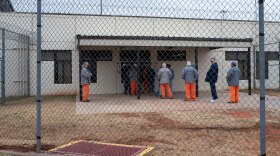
left=119, top=49, right=151, bottom=94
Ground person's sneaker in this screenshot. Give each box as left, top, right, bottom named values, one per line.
left=210, top=99, right=216, bottom=103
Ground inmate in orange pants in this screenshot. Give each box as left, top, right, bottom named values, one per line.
left=160, top=84, right=173, bottom=99
left=82, top=84, right=90, bottom=102
left=185, top=83, right=196, bottom=101
left=229, top=86, right=239, bottom=103
left=130, top=81, right=138, bottom=95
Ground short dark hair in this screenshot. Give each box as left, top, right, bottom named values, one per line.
left=231, top=61, right=237, bottom=66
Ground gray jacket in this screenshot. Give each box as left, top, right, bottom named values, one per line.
left=226, top=67, right=241, bottom=86
left=157, top=68, right=172, bottom=84
left=129, top=67, right=139, bottom=81
left=181, top=65, right=199, bottom=83
left=81, top=67, right=92, bottom=85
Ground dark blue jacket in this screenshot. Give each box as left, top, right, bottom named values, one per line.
left=205, top=63, right=218, bottom=83
left=147, top=67, right=156, bottom=81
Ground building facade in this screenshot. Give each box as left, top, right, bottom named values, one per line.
left=1, top=12, right=280, bottom=96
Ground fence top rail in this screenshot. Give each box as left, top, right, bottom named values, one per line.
left=0, top=28, right=30, bottom=43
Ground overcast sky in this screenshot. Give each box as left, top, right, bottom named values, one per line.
left=10, top=0, right=280, bottom=21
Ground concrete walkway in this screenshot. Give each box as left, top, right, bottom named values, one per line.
left=76, top=91, right=280, bottom=114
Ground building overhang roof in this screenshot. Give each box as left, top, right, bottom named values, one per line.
left=77, top=35, right=253, bottom=48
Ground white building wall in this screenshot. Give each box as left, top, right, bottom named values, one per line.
left=41, top=54, right=79, bottom=96
left=266, top=61, right=280, bottom=89
left=254, top=61, right=280, bottom=89
left=1, top=13, right=280, bottom=95
left=0, top=13, right=35, bottom=34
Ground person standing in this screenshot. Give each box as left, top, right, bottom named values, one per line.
left=157, top=63, right=173, bottom=99
left=181, top=61, right=199, bottom=101
left=122, top=64, right=130, bottom=94
left=226, top=61, right=241, bottom=103
left=129, top=63, right=139, bottom=95
left=205, top=58, right=219, bottom=102
left=167, top=64, right=174, bottom=91
left=157, top=65, right=161, bottom=96
left=142, top=67, right=149, bottom=93
left=81, top=62, right=92, bottom=102
left=138, top=67, right=147, bottom=94
left=147, top=66, right=156, bottom=94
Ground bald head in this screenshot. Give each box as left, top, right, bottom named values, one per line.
left=211, top=58, right=216, bottom=64
left=82, top=62, right=89, bottom=68
left=162, top=63, right=167, bottom=68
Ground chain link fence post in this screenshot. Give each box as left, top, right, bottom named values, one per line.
left=36, top=0, right=42, bottom=153
left=253, top=45, right=256, bottom=89
left=27, top=36, right=31, bottom=96
left=195, top=47, right=199, bottom=97
left=258, top=0, right=266, bottom=155
left=247, top=47, right=251, bottom=95
left=1, top=28, right=5, bottom=104
left=279, top=41, right=280, bottom=90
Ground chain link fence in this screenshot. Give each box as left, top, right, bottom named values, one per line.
left=0, top=0, right=280, bottom=155
left=0, top=28, right=31, bottom=103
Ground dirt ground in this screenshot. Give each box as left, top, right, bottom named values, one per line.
left=0, top=95, right=280, bottom=156
left=240, top=89, right=280, bottom=97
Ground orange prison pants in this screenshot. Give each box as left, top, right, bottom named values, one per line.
left=185, top=83, right=196, bottom=101
left=130, top=81, right=138, bottom=95
left=229, top=86, right=239, bottom=103
left=160, top=84, right=173, bottom=98
left=82, top=84, right=90, bottom=102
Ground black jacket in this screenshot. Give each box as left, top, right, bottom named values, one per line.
left=205, top=63, right=218, bottom=83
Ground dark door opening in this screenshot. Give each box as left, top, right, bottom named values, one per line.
left=120, top=50, right=152, bottom=97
